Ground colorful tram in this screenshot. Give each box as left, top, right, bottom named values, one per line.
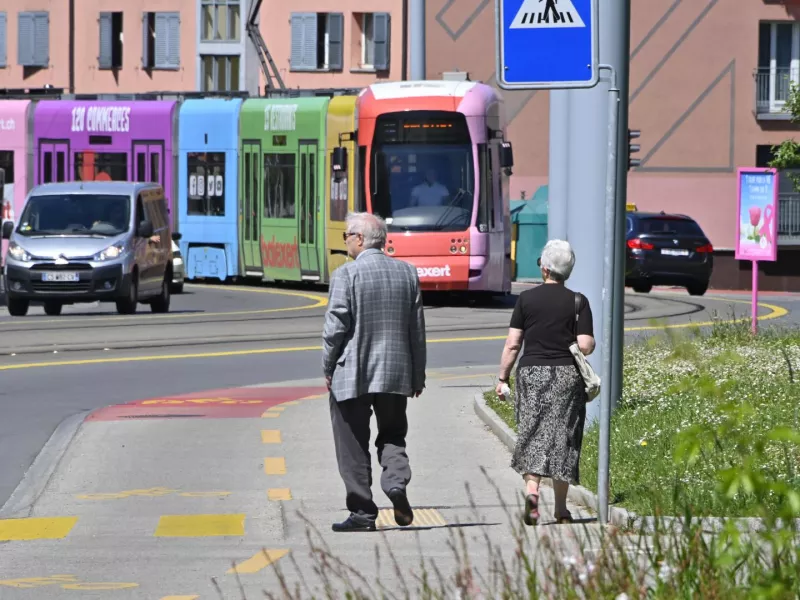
left=0, top=82, right=513, bottom=294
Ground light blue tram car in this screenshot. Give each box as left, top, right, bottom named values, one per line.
left=177, top=97, right=243, bottom=281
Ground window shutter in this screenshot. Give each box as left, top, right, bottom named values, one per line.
left=290, top=14, right=304, bottom=70
left=154, top=12, right=169, bottom=68
left=327, top=13, right=343, bottom=70
left=98, top=12, right=112, bottom=69
left=302, top=13, right=317, bottom=70
left=373, top=12, right=390, bottom=71
left=142, top=13, right=149, bottom=67
left=17, top=12, right=34, bottom=67
left=166, top=13, right=180, bottom=68
left=0, top=13, right=7, bottom=68
left=32, top=12, right=49, bottom=67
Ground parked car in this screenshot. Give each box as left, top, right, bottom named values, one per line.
left=171, top=240, right=185, bottom=294
left=2, top=181, right=179, bottom=316
left=625, top=210, right=714, bottom=296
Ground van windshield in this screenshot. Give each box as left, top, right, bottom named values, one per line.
left=16, top=194, right=131, bottom=236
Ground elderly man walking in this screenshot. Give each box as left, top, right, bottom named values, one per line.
left=322, top=212, right=427, bottom=532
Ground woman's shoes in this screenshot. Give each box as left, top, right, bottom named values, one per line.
left=554, top=511, right=574, bottom=524
left=523, top=493, right=540, bottom=526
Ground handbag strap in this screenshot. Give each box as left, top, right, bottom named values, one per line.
left=573, top=292, right=581, bottom=341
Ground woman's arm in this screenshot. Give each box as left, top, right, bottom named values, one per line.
left=498, top=328, right=524, bottom=380
left=577, top=334, right=595, bottom=356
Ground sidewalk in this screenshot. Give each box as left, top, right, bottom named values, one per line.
left=0, top=367, right=595, bottom=598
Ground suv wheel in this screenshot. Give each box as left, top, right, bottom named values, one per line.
left=687, top=282, right=708, bottom=296
left=116, top=275, right=138, bottom=315
left=7, top=297, right=29, bottom=317
left=151, top=274, right=171, bottom=313
left=44, top=302, right=63, bottom=316
left=632, top=282, right=653, bottom=294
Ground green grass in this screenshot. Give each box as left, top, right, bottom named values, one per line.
left=484, top=322, right=800, bottom=517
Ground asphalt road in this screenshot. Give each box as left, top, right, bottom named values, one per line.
left=0, top=282, right=795, bottom=509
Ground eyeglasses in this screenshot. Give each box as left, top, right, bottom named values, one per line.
left=343, top=232, right=359, bottom=242
left=536, top=257, right=541, bottom=267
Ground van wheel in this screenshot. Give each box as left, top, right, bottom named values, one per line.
left=116, top=275, right=138, bottom=315
left=44, top=302, right=63, bottom=316
left=7, top=297, right=29, bottom=317
left=632, top=282, right=652, bottom=294
left=151, top=274, right=171, bottom=313
left=687, top=282, right=708, bottom=297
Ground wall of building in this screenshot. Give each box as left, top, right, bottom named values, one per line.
left=0, top=0, right=197, bottom=94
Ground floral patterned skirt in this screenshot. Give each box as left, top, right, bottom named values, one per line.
left=511, top=365, right=587, bottom=485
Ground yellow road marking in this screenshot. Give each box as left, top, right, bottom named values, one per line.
left=0, top=298, right=788, bottom=371
left=61, top=582, right=138, bottom=590
left=267, top=488, right=292, bottom=501
left=0, top=517, right=78, bottom=541
left=155, top=514, right=245, bottom=537
left=264, top=458, right=286, bottom=475
left=0, top=286, right=327, bottom=328
left=261, top=430, right=281, bottom=444
left=267, top=406, right=286, bottom=412
left=282, top=400, right=300, bottom=405
left=75, top=487, right=231, bottom=500
left=298, top=393, right=327, bottom=400
left=262, top=411, right=281, bottom=418
left=0, top=575, right=77, bottom=588
left=227, top=549, right=290, bottom=574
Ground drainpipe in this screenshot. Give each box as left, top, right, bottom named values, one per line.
left=68, top=0, right=75, bottom=93
left=401, top=0, right=408, bottom=81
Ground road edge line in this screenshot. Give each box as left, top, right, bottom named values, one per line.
left=471, top=392, right=637, bottom=529
left=0, top=410, right=90, bottom=519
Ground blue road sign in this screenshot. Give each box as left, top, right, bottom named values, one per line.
left=495, top=0, right=599, bottom=90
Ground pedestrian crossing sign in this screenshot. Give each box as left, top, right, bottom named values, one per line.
left=511, top=0, right=586, bottom=29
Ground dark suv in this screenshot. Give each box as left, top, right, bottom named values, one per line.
left=625, top=211, right=714, bottom=296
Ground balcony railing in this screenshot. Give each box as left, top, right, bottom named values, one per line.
left=778, top=193, right=800, bottom=244
left=754, top=67, right=798, bottom=119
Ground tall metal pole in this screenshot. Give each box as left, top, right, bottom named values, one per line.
left=598, top=65, right=619, bottom=527
left=410, top=0, right=426, bottom=80
left=610, top=0, right=631, bottom=412
left=548, top=90, right=570, bottom=241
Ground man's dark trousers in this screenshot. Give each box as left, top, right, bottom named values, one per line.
left=329, top=392, right=411, bottom=523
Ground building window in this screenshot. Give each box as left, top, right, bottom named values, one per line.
left=290, top=12, right=343, bottom=71
left=18, top=11, right=49, bottom=68
left=757, top=22, right=800, bottom=115
left=264, top=153, right=296, bottom=218
left=187, top=152, right=226, bottom=217
left=201, top=54, right=240, bottom=91
left=0, top=12, right=7, bottom=68
left=354, top=12, right=390, bottom=71
left=99, top=12, right=123, bottom=69
left=142, top=12, right=180, bottom=70
left=201, top=0, right=240, bottom=42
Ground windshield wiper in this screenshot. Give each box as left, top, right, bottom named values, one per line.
left=432, top=188, right=469, bottom=231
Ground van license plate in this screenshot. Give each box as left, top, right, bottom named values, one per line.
left=661, top=249, right=689, bottom=256
left=42, top=272, right=79, bottom=282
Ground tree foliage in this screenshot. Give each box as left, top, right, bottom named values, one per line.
left=768, top=82, right=800, bottom=189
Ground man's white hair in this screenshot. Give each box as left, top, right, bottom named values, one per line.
left=345, top=212, right=387, bottom=249
left=540, top=239, right=575, bottom=282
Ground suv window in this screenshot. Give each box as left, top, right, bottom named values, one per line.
left=637, top=217, right=704, bottom=236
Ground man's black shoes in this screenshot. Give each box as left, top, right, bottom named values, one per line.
left=332, top=516, right=377, bottom=532
left=388, top=488, right=414, bottom=526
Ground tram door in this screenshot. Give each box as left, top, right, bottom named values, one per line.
left=240, top=141, right=262, bottom=275
left=298, top=141, right=319, bottom=279
left=39, top=141, right=70, bottom=184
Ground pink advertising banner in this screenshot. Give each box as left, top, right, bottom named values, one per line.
left=735, top=167, right=779, bottom=262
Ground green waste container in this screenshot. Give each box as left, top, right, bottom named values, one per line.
left=511, top=187, right=549, bottom=281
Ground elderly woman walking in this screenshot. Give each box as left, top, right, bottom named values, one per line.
left=495, top=240, right=596, bottom=525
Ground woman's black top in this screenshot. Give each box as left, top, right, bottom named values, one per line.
left=509, top=284, right=594, bottom=367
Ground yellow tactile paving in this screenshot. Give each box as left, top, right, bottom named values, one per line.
left=376, top=508, right=446, bottom=529
left=0, top=517, right=78, bottom=541
left=264, top=457, right=286, bottom=475
left=154, top=514, right=245, bottom=537
left=227, top=549, right=290, bottom=574
left=261, top=430, right=282, bottom=444
left=267, top=488, right=292, bottom=501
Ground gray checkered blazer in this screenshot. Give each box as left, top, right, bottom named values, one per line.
left=322, top=248, right=427, bottom=403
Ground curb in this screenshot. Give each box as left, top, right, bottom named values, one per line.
left=472, top=392, right=637, bottom=528
left=0, top=410, right=89, bottom=518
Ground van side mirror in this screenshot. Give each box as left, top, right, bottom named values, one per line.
left=171, top=231, right=182, bottom=242
left=500, top=142, right=514, bottom=169
left=137, top=220, right=154, bottom=238
left=332, top=147, right=348, bottom=174
left=2, top=221, right=13, bottom=240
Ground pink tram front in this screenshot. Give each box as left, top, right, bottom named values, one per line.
left=0, top=100, right=34, bottom=259
left=355, top=81, right=514, bottom=295
left=32, top=100, right=178, bottom=226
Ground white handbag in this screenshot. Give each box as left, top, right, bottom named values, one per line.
left=570, top=293, right=601, bottom=402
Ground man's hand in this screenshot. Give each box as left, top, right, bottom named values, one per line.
left=325, top=375, right=332, bottom=391
left=413, top=388, right=424, bottom=398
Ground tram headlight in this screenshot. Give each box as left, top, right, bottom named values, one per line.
left=450, top=245, right=457, bottom=254
left=459, top=245, right=467, bottom=254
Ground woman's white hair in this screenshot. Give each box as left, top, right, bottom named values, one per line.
left=345, top=212, right=387, bottom=249
left=540, top=239, right=575, bottom=282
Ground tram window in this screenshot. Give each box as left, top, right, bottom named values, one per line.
left=43, top=152, right=53, bottom=183
left=74, top=152, right=128, bottom=182
left=0, top=152, right=14, bottom=184
left=136, top=153, right=147, bottom=182
left=151, top=153, right=160, bottom=184
left=263, top=153, right=296, bottom=219
left=477, top=144, right=490, bottom=231
left=308, top=152, right=315, bottom=244
left=187, top=152, right=225, bottom=216
left=356, top=145, right=367, bottom=212
left=300, top=153, right=307, bottom=242
left=56, top=152, right=66, bottom=182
